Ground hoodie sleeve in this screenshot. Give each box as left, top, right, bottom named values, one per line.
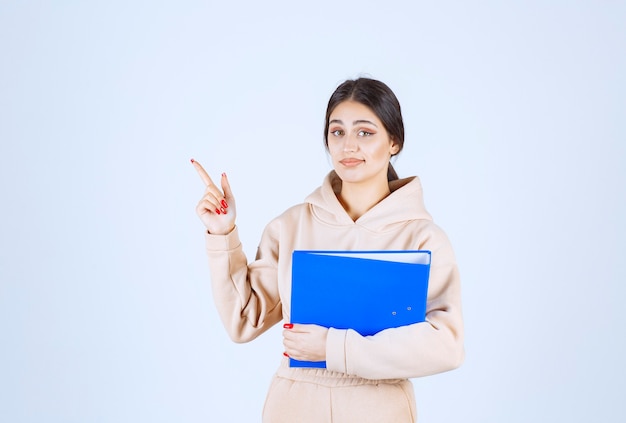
left=204, top=223, right=283, bottom=343
left=325, top=225, right=464, bottom=379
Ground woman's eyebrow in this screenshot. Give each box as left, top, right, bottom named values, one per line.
left=329, top=119, right=378, bottom=127
left=353, top=119, right=378, bottom=127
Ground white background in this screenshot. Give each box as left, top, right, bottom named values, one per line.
left=1, top=1, right=625, bottom=422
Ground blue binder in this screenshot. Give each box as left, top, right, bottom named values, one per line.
left=289, top=250, right=431, bottom=368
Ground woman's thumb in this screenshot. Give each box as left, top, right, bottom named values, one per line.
left=220, top=172, right=234, bottom=200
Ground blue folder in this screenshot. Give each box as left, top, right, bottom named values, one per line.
left=289, top=250, right=431, bottom=368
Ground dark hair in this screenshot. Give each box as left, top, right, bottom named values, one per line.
left=324, top=77, right=405, bottom=181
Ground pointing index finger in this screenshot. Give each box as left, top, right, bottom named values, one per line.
left=191, top=159, right=214, bottom=186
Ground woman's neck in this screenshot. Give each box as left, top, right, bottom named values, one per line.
left=337, top=178, right=391, bottom=221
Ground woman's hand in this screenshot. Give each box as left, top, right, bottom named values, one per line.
left=192, top=159, right=236, bottom=235
left=282, top=323, right=329, bottom=362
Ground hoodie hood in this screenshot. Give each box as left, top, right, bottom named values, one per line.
left=304, top=171, right=433, bottom=233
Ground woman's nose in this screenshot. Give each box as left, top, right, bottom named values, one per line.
left=343, top=135, right=358, bottom=153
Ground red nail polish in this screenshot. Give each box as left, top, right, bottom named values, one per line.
left=220, top=207, right=226, bottom=214
left=222, top=172, right=227, bottom=177
left=283, top=323, right=293, bottom=329
left=221, top=200, right=228, bottom=208
left=283, top=352, right=290, bottom=357
left=215, top=208, right=221, bottom=215
left=190, top=158, right=195, bottom=163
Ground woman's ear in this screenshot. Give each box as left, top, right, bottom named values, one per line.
left=390, top=140, right=400, bottom=155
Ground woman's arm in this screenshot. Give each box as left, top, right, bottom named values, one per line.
left=325, top=226, right=464, bottom=380
left=205, top=224, right=283, bottom=343
left=193, top=160, right=282, bottom=342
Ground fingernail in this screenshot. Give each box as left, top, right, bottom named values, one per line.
left=215, top=208, right=221, bottom=215
left=283, top=323, right=293, bottom=329
left=222, top=172, right=227, bottom=178
left=221, top=200, right=228, bottom=208
left=283, top=352, right=290, bottom=357
left=190, top=158, right=195, bottom=164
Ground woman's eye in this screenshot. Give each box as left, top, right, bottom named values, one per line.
left=358, top=130, right=373, bottom=137
left=330, top=129, right=343, bottom=136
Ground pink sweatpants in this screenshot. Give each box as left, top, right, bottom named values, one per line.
left=262, top=360, right=417, bottom=423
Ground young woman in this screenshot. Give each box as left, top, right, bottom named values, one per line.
left=192, top=77, right=464, bottom=422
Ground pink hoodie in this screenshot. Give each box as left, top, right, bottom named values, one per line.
left=204, top=171, right=464, bottom=380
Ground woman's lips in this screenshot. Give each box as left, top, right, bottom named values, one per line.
left=339, top=158, right=364, bottom=167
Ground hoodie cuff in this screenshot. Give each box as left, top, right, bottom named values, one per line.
left=325, top=327, right=347, bottom=374
left=204, top=226, right=240, bottom=251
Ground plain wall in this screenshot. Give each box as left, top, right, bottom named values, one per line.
left=1, top=1, right=625, bottom=421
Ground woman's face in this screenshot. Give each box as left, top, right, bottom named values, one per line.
left=327, top=100, right=399, bottom=186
